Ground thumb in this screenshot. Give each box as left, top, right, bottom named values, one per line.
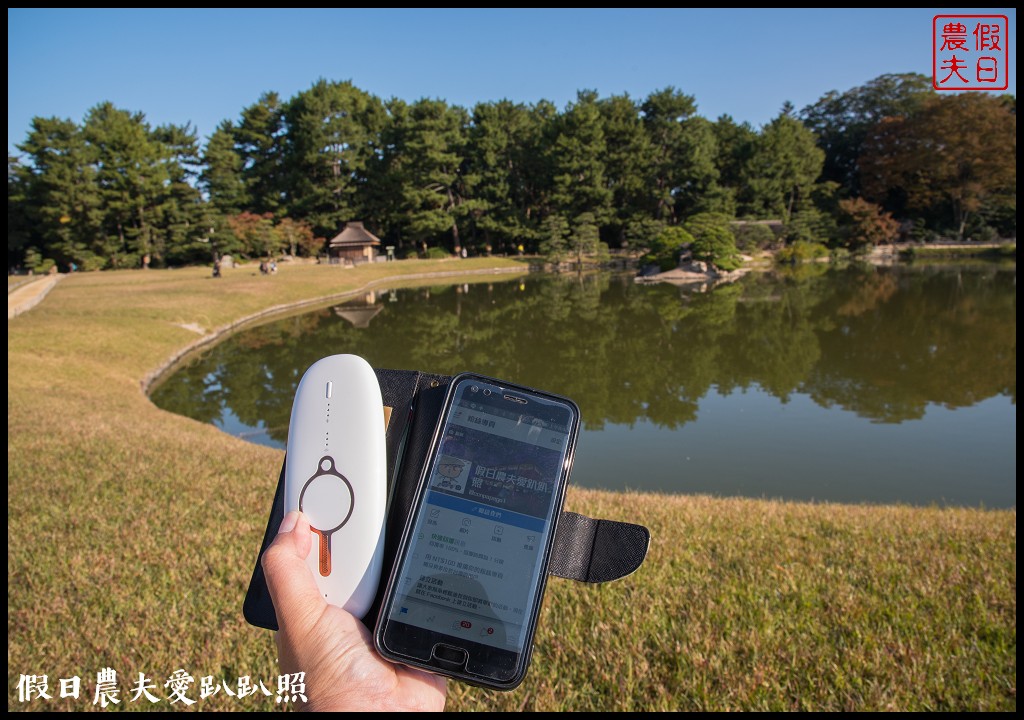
left=261, top=511, right=326, bottom=637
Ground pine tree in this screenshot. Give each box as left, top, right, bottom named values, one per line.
left=741, top=110, right=824, bottom=222
left=569, top=212, right=601, bottom=263
left=283, top=80, right=385, bottom=237
left=8, top=155, right=32, bottom=269
left=152, top=122, right=207, bottom=266
left=539, top=214, right=570, bottom=262
left=15, top=117, right=103, bottom=268
left=464, top=100, right=545, bottom=252
left=549, top=91, right=611, bottom=225
left=598, top=94, right=654, bottom=243
left=83, top=102, right=169, bottom=268
left=382, top=98, right=469, bottom=251
left=711, top=114, right=757, bottom=215
left=236, top=92, right=286, bottom=215
left=641, top=87, right=697, bottom=223
left=201, top=120, right=247, bottom=216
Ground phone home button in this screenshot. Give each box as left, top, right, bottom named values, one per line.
left=431, top=643, right=469, bottom=668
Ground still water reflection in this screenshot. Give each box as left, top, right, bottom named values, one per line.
left=152, top=263, right=1016, bottom=507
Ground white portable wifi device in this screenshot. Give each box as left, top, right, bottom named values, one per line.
left=283, top=354, right=386, bottom=618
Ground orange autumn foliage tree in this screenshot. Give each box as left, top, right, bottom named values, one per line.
left=860, top=94, right=1016, bottom=239
left=837, top=197, right=900, bottom=250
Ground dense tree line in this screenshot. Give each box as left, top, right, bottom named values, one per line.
left=8, top=74, right=1016, bottom=272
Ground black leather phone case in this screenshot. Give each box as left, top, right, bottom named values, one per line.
left=243, top=369, right=651, bottom=631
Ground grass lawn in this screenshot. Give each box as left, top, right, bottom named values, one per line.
left=7, top=259, right=1016, bottom=711
left=900, top=243, right=1017, bottom=260
left=8, top=275, right=42, bottom=292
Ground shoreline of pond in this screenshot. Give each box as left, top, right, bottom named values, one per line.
left=630, top=240, right=1015, bottom=285
left=141, top=263, right=529, bottom=397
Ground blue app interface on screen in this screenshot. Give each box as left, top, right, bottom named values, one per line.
left=389, top=381, right=571, bottom=651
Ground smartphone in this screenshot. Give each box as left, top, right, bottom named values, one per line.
left=375, top=373, right=580, bottom=689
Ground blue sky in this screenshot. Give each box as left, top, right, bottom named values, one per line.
left=7, top=8, right=1017, bottom=155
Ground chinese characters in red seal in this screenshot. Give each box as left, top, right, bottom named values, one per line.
left=933, top=15, right=1009, bottom=91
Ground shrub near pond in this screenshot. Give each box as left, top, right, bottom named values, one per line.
left=776, top=240, right=830, bottom=263
left=403, top=246, right=451, bottom=260
left=684, top=213, right=742, bottom=271
left=733, top=222, right=777, bottom=252
left=642, top=226, right=695, bottom=272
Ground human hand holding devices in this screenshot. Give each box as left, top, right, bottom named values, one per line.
left=261, top=511, right=446, bottom=711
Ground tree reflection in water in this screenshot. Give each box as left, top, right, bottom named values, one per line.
left=151, top=263, right=1016, bottom=504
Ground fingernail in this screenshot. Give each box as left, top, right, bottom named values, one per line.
left=279, top=511, right=300, bottom=534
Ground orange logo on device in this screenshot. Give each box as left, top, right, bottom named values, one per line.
left=298, top=456, right=355, bottom=576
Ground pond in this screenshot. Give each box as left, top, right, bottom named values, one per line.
left=151, top=263, right=1016, bottom=508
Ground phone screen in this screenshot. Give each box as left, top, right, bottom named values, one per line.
left=379, top=375, right=578, bottom=684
